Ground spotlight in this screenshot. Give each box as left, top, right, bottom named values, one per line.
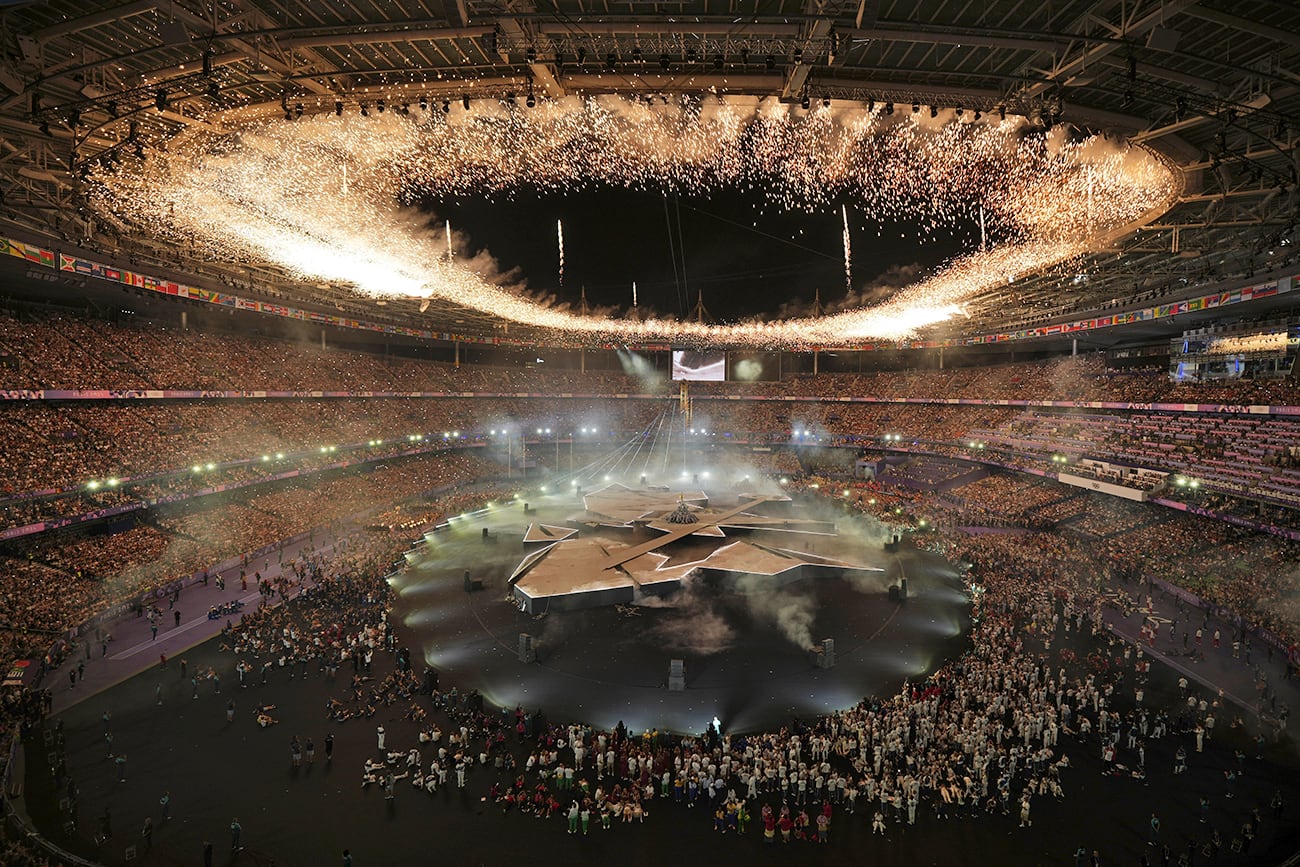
left=632, top=46, right=642, bottom=63
left=577, top=46, right=587, bottom=64
left=360, top=103, right=369, bottom=116
left=973, top=109, right=982, bottom=120
left=208, top=81, right=220, bottom=101
left=335, top=100, right=343, bottom=116
left=955, top=104, right=963, bottom=116
left=686, top=47, right=697, bottom=63
left=801, top=92, right=810, bottom=110
left=660, top=53, right=670, bottom=72
left=998, top=104, right=1006, bottom=120
left=463, top=94, right=470, bottom=110
left=154, top=89, right=168, bottom=111
left=526, top=90, right=536, bottom=108
left=443, top=99, right=450, bottom=114
left=377, top=98, right=385, bottom=113
left=822, top=96, right=830, bottom=108
left=714, top=53, right=724, bottom=69
left=107, top=101, right=118, bottom=117
left=884, top=101, right=893, bottom=115
left=912, top=101, right=920, bottom=114
left=284, top=108, right=292, bottom=121
left=929, top=104, right=938, bottom=118
left=765, top=54, right=775, bottom=70
left=295, top=102, right=303, bottom=118
left=868, top=98, right=875, bottom=112
left=740, top=48, right=750, bottom=64
left=202, top=47, right=213, bottom=77
left=1174, top=96, right=1187, bottom=122
left=606, top=51, right=616, bottom=70
left=526, top=46, right=536, bottom=64
left=793, top=48, right=803, bottom=63
left=419, top=95, right=427, bottom=110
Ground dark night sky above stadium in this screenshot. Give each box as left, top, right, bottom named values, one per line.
left=426, top=185, right=978, bottom=322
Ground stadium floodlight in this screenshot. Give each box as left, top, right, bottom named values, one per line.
left=88, top=480, right=100, bottom=490
left=107, top=478, right=119, bottom=487
left=262, top=454, right=271, bottom=461
left=275, top=453, right=284, bottom=460
left=192, top=465, right=202, bottom=473
left=205, top=463, right=215, bottom=471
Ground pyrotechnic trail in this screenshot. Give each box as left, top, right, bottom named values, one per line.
left=842, top=204, right=852, bottom=296
left=557, top=219, right=565, bottom=288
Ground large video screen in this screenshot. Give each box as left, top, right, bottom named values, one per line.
left=671, top=350, right=726, bottom=382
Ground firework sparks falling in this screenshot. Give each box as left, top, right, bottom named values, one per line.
left=557, top=219, right=565, bottom=288
left=85, top=95, right=1179, bottom=348
left=841, top=204, right=852, bottom=296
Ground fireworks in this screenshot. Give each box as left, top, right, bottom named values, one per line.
left=557, top=219, right=565, bottom=288
left=86, top=95, right=1179, bottom=348
left=841, top=204, right=852, bottom=297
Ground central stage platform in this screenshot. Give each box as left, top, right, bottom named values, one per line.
left=508, top=484, right=872, bottom=613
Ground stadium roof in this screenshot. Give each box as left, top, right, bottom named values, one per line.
left=0, top=0, right=1295, bottom=347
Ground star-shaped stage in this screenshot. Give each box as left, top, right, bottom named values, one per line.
left=509, top=484, right=880, bottom=614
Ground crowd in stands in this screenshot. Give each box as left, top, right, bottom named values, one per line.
left=2, top=307, right=1299, bottom=695
left=0, top=452, right=505, bottom=662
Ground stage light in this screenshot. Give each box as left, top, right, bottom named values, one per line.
left=107, top=478, right=119, bottom=487
left=660, top=53, right=670, bottom=72
left=780, top=477, right=789, bottom=485
left=912, top=101, right=920, bottom=114
left=801, top=93, right=811, bottom=110
left=955, top=105, right=964, bottom=117
left=88, top=480, right=100, bottom=490
left=204, top=464, right=214, bottom=471
left=262, top=454, right=270, bottom=461
left=793, top=48, right=803, bottom=64
left=885, top=102, right=894, bottom=115
left=462, top=94, right=470, bottom=110
left=419, top=96, right=427, bottom=111
left=766, top=54, right=774, bottom=70
left=155, top=89, right=168, bottom=111
left=606, top=51, right=616, bottom=70
left=822, top=97, right=830, bottom=107
left=275, top=453, right=284, bottom=460
left=526, top=91, right=536, bottom=108
left=360, top=103, right=368, bottom=117
left=930, top=105, right=938, bottom=118
left=526, top=46, right=536, bottom=63
left=714, top=54, right=724, bottom=69
left=335, top=101, right=343, bottom=116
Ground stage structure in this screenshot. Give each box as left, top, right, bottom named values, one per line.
left=509, top=483, right=881, bottom=613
